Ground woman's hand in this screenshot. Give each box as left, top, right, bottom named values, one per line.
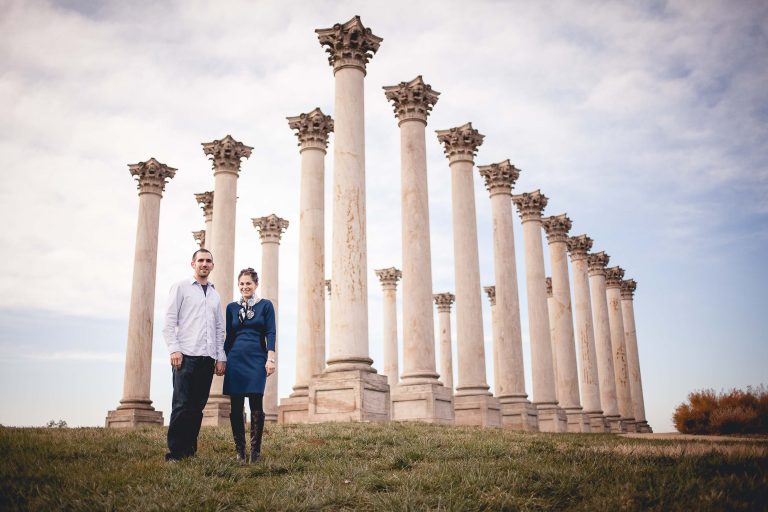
left=266, top=351, right=276, bottom=376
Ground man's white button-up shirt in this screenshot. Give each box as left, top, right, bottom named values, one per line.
left=162, top=277, right=226, bottom=361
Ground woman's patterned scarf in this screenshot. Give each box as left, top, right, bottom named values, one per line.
left=238, top=296, right=261, bottom=323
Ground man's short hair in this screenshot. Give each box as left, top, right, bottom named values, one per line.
left=192, top=248, right=213, bottom=262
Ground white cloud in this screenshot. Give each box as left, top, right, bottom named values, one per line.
left=1, top=0, right=767, bottom=430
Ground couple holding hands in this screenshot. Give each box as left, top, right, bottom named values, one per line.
left=162, top=248, right=276, bottom=463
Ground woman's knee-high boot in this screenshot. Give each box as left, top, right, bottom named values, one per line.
left=230, top=411, right=246, bottom=461
left=249, top=412, right=265, bottom=463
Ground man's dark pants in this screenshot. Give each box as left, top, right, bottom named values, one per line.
left=167, top=355, right=215, bottom=460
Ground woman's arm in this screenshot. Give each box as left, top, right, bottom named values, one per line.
left=223, top=303, right=234, bottom=354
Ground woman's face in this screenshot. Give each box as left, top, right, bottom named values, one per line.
left=239, top=275, right=257, bottom=299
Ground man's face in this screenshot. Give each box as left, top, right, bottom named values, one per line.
left=191, top=252, right=214, bottom=278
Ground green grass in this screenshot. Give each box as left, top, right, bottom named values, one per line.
left=1, top=422, right=766, bottom=511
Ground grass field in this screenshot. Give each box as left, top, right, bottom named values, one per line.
left=1, top=422, right=766, bottom=511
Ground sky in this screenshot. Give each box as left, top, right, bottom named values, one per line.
left=1, top=0, right=766, bottom=432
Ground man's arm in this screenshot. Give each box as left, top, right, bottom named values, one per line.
left=162, top=282, right=183, bottom=367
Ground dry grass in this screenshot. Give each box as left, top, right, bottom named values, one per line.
left=1, top=422, right=767, bottom=511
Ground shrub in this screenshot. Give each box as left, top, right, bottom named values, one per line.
left=673, top=385, right=768, bottom=435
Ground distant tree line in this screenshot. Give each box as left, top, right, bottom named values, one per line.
left=674, top=385, right=767, bottom=435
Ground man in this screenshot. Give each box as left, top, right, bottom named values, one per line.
left=162, top=248, right=226, bottom=461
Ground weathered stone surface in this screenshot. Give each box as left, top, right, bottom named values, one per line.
left=107, top=158, right=175, bottom=428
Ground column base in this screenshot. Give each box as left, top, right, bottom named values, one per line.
left=105, top=400, right=163, bottom=429
left=499, top=398, right=539, bottom=431
left=635, top=420, right=653, bottom=433
left=454, top=392, right=501, bottom=427
left=622, top=419, right=638, bottom=433
left=564, top=407, right=591, bottom=433
left=391, top=382, right=454, bottom=424
left=534, top=403, right=568, bottom=432
left=605, top=415, right=627, bottom=433
left=278, top=395, right=309, bottom=424
left=202, top=396, right=231, bottom=427
left=586, top=411, right=609, bottom=432
left=308, top=369, right=390, bottom=422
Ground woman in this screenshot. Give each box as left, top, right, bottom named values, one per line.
left=223, top=268, right=276, bottom=462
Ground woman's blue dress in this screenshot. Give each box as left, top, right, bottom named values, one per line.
left=223, top=299, right=276, bottom=395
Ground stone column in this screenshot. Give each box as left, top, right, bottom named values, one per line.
left=279, top=108, right=333, bottom=424
left=542, top=214, right=589, bottom=432
left=192, top=230, right=205, bottom=248
left=201, top=135, right=252, bottom=426
left=567, top=235, right=607, bottom=432
left=621, top=279, right=651, bottom=432
left=433, top=293, right=455, bottom=391
left=253, top=214, right=289, bottom=423
left=106, top=158, right=175, bottom=428
left=545, top=277, right=558, bottom=400
left=375, top=268, right=402, bottom=389
left=479, top=160, right=538, bottom=431
left=384, top=76, right=453, bottom=423
left=309, top=16, right=389, bottom=422
left=512, top=191, right=567, bottom=432
left=436, top=123, right=500, bottom=427
left=483, top=286, right=498, bottom=397
left=587, top=252, right=624, bottom=432
left=194, top=191, right=214, bottom=249
left=605, top=266, right=636, bottom=431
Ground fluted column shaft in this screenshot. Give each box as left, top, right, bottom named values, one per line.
left=261, top=239, right=280, bottom=421
left=621, top=281, right=648, bottom=427
left=378, top=276, right=400, bottom=388
left=123, top=191, right=162, bottom=403
left=517, top=207, right=556, bottom=405
left=479, top=161, right=527, bottom=403
left=288, top=109, right=332, bottom=396
left=568, top=237, right=602, bottom=415
left=296, top=146, right=326, bottom=390
left=399, top=118, right=438, bottom=382
left=434, top=294, right=455, bottom=390
left=588, top=255, right=620, bottom=419
left=209, top=173, right=237, bottom=303
left=449, top=157, right=488, bottom=394
left=606, top=268, right=634, bottom=424
left=543, top=216, right=581, bottom=411
left=327, top=65, right=372, bottom=370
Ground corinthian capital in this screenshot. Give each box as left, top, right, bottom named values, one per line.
left=375, top=267, right=402, bottom=289
left=194, top=191, right=214, bottom=222
left=287, top=108, right=334, bottom=151
left=587, top=251, right=610, bottom=276
left=433, top=292, right=455, bottom=312
left=512, top=190, right=548, bottom=222
left=128, top=158, right=176, bottom=196
left=483, top=286, right=496, bottom=306
left=621, top=279, right=637, bottom=299
left=605, top=266, right=626, bottom=288
left=192, top=230, right=205, bottom=248
left=477, top=159, right=521, bottom=197
left=567, top=234, right=593, bottom=261
left=202, top=135, right=253, bottom=174
left=542, top=214, right=572, bottom=244
left=383, top=75, right=440, bottom=125
left=253, top=214, right=289, bottom=243
left=436, top=122, right=484, bottom=164
left=316, top=16, right=383, bottom=74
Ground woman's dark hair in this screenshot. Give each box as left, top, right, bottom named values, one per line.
left=238, top=267, right=259, bottom=284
